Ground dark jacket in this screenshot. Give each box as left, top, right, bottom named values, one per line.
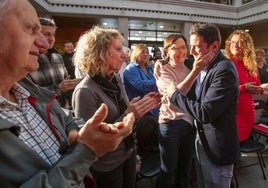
left=170, top=51, right=241, bottom=166
left=62, top=52, right=75, bottom=79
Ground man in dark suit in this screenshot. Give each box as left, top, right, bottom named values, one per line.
left=165, top=23, right=240, bottom=188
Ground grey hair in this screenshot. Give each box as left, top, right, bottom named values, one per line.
left=0, top=0, right=13, bottom=24
left=0, top=0, right=12, bottom=14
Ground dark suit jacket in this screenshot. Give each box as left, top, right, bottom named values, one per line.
left=171, top=51, right=241, bottom=166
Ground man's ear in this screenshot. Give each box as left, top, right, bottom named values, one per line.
left=212, top=41, right=219, bottom=53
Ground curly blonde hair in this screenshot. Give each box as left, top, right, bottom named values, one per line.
left=73, top=25, right=125, bottom=77
left=225, top=30, right=257, bottom=77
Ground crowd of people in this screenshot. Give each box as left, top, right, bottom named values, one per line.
left=0, top=0, right=135, bottom=187
left=1, top=0, right=268, bottom=187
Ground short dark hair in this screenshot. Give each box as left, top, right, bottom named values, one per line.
left=190, top=23, right=221, bottom=46
left=63, top=40, right=73, bottom=46
left=39, top=17, right=57, bottom=28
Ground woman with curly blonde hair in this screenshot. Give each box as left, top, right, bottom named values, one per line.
left=225, top=30, right=263, bottom=142
left=72, top=26, right=161, bottom=188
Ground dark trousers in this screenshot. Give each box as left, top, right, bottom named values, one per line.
left=156, top=119, right=196, bottom=188
left=90, top=151, right=136, bottom=188
left=135, top=114, right=159, bottom=152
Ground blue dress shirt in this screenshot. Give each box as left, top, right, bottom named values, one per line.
left=123, top=62, right=159, bottom=116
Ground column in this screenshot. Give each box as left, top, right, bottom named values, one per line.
left=117, top=17, right=129, bottom=47
left=181, top=22, right=193, bottom=44
left=234, top=0, right=242, bottom=6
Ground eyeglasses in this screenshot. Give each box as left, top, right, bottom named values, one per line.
left=169, top=46, right=187, bottom=51
left=229, top=40, right=243, bottom=46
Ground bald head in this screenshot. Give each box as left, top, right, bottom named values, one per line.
left=0, top=0, right=35, bottom=23
left=0, top=0, right=10, bottom=11
left=0, top=0, right=10, bottom=23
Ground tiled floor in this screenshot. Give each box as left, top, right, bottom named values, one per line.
left=232, top=152, right=268, bottom=188
left=234, top=151, right=268, bottom=188
left=136, top=140, right=268, bottom=188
